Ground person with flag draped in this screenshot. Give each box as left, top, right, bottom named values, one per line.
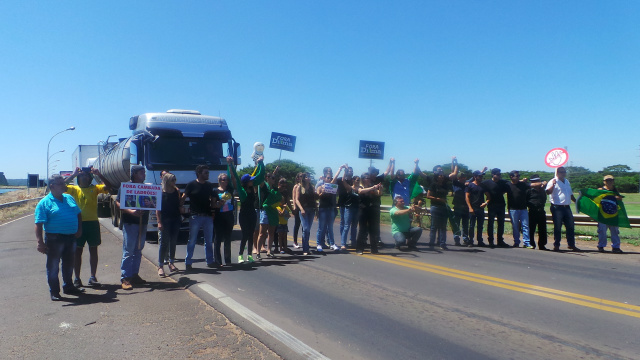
left=577, top=174, right=628, bottom=253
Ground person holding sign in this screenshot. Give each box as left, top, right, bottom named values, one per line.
left=213, top=172, right=235, bottom=266
left=355, top=173, right=384, bottom=255
left=316, top=166, right=341, bottom=252
left=116, top=165, right=149, bottom=290
left=545, top=166, right=580, bottom=252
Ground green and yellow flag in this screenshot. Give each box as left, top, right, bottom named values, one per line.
left=577, top=188, right=630, bottom=228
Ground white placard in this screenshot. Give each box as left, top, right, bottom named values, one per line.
left=323, top=183, right=338, bottom=194
left=119, top=183, right=162, bottom=210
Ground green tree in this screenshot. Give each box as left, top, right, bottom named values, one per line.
left=602, top=164, right=632, bottom=176
left=236, top=159, right=315, bottom=197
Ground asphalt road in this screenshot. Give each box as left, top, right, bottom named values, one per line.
left=3, top=212, right=639, bottom=360
left=0, top=214, right=280, bottom=360
left=119, top=217, right=640, bottom=360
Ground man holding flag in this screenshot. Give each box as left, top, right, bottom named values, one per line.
left=577, top=175, right=629, bottom=253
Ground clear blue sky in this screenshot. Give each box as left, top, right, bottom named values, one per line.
left=1, top=1, right=638, bottom=180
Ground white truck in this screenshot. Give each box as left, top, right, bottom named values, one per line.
left=93, top=109, right=241, bottom=234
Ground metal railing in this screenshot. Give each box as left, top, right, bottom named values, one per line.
left=0, top=197, right=43, bottom=210
left=379, top=205, right=640, bottom=228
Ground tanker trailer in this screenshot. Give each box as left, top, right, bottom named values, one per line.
left=94, top=109, right=241, bottom=234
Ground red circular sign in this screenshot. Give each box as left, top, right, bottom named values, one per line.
left=544, top=148, right=569, bottom=168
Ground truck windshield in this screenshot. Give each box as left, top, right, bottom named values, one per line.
left=147, top=137, right=228, bottom=170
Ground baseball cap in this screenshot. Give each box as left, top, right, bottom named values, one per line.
left=530, top=174, right=541, bottom=182
left=604, top=175, right=614, bottom=180
left=491, top=168, right=501, bottom=175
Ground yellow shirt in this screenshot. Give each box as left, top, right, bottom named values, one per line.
left=66, top=184, right=109, bottom=221
left=275, top=205, right=289, bottom=225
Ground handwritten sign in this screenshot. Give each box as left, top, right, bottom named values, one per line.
left=270, top=132, right=296, bottom=152
left=545, top=148, right=569, bottom=168
left=119, top=183, right=162, bottom=210
left=359, top=140, right=385, bottom=160
left=323, top=183, right=338, bottom=194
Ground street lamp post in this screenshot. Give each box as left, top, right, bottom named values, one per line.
left=48, top=149, right=65, bottom=162
left=47, top=127, right=75, bottom=187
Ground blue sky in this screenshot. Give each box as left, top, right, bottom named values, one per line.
left=1, top=1, right=638, bottom=179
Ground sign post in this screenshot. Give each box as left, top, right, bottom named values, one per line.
left=544, top=148, right=569, bottom=168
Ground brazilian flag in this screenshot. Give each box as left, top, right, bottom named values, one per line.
left=577, top=188, right=630, bottom=228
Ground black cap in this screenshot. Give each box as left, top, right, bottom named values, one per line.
left=491, top=168, right=501, bottom=175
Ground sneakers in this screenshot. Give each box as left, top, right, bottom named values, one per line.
left=439, top=244, right=449, bottom=250
left=238, top=255, right=245, bottom=263
left=612, top=248, right=624, bottom=253
left=331, top=244, right=340, bottom=251
left=121, top=279, right=133, bottom=290
left=597, top=246, right=605, bottom=253
left=185, top=264, right=193, bottom=271
left=247, top=255, right=254, bottom=263
left=356, top=250, right=364, bottom=255
left=293, top=242, right=300, bottom=249
left=88, top=276, right=101, bottom=287
left=316, top=245, right=324, bottom=252
left=73, top=278, right=83, bottom=288
left=524, top=245, right=534, bottom=249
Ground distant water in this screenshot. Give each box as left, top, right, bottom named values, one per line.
left=0, top=189, right=20, bottom=194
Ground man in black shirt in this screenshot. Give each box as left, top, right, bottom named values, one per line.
left=449, top=157, right=470, bottom=246
left=507, top=170, right=532, bottom=248
left=465, top=170, right=488, bottom=246
left=184, top=165, right=215, bottom=270
left=526, top=174, right=548, bottom=250
left=482, top=168, right=510, bottom=247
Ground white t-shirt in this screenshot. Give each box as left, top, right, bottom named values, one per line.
left=546, top=177, right=573, bottom=205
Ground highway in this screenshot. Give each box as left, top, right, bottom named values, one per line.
left=120, top=218, right=640, bottom=360
left=5, top=213, right=639, bottom=359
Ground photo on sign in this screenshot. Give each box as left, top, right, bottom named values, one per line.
left=119, top=183, right=162, bottom=211
left=323, top=183, right=338, bottom=194
left=137, top=195, right=157, bottom=209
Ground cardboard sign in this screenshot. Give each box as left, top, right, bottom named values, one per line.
left=545, top=148, right=569, bottom=168
left=323, top=183, right=338, bottom=194
left=359, top=140, right=384, bottom=160
left=119, top=183, right=162, bottom=210
left=270, top=132, right=296, bottom=152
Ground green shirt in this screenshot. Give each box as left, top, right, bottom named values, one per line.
left=390, top=206, right=411, bottom=235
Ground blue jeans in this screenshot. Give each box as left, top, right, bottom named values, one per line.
left=597, top=223, right=620, bottom=248
left=121, top=223, right=146, bottom=280
left=300, top=207, right=315, bottom=253
left=45, top=233, right=76, bottom=294
left=158, top=217, right=181, bottom=267
left=185, top=215, right=214, bottom=265
left=393, top=227, right=422, bottom=247
left=429, top=206, right=448, bottom=246
left=452, top=209, right=469, bottom=243
left=550, top=205, right=575, bottom=248
left=509, top=209, right=530, bottom=246
left=340, top=206, right=359, bottom=247
left=316, top=207, right=336, bottom=247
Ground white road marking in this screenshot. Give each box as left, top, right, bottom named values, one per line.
left=198, top=283, right=330, bottom=360
left=0, top=214, right=33, bottom=227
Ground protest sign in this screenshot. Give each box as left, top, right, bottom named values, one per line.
left=544, top=148, right=569, bottom=168
left=270, top=132, right=296, bottom=152
left=119, top=183, right=162, bottom=211
left=323, top=183, right=338, bottom=194
left=359, top=140, right=385, bottom=160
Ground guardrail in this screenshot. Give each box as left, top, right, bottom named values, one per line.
left=0, top=197, right=43, bottom=210
left=379, top=205, right=640, bottom=228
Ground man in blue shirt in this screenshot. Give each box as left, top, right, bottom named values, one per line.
left=35, top=175, right=83, bottom=301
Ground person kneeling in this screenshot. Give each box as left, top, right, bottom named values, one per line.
left=390, top=195, right=422, bottom=250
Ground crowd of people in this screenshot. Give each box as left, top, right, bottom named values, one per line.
left=35, top=157, right=626, bottom=300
